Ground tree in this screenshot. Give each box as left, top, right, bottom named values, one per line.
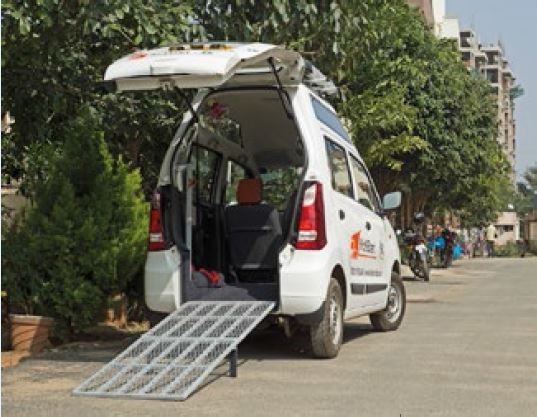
left=523, top=163, right=537, bottom=190
left=1, top=0, right=201, bottom=194
left=196, top=0, right=509, bottom=225
left=3, top=0, right=511, bottom=224
left=513, top=163, right=537, bottom=218
left=2, top=109, right=147, bottom=335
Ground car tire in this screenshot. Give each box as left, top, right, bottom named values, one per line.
left=310, top=277, right=344, bottom=359
left=370, top=272, right=406, bottom=331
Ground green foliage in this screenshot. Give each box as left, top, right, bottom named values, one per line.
left=513, top=163, right=537, bottom=218
left=2, top=0, right=513, bottom=232
left=495, top=242, right=521, bottom=258
left=523, top=163, right=537, bottom=190
left=197, top=0, right=509, bottom=224
left=1, top=0, right=201, bottom=193
left=2, top=109, right=147, bottom=335
left=510, top=84, right=524, bottom=101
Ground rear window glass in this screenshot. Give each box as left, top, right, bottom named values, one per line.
left=311, top=96, right=351, bottom=143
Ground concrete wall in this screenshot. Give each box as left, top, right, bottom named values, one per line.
left=495, top=211, right=519, bottom=245
left=439, top=17, right=460, bottom=41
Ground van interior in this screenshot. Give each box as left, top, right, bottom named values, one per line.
left=159, top=88, right=306, bottom=303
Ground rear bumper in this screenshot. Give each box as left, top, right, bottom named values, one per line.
left=278, top=246, right=335, bottom=317
left=145, top=245, right=336, bottom=320
left=144, top=248, right=182, bottom=313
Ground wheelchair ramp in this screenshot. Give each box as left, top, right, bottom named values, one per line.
left=73, top=301, right=274, bottom=401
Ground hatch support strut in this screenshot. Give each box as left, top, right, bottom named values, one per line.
left=174, top=87, right=199, bottom=123
left=267, top=57, right=293, bottom=119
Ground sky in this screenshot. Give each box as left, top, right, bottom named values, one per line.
left=447, top=0, right=537, bottom=181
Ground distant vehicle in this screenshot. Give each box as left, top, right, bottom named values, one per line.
left=104, top=42, right=406, bottom=358
left=402, top=212, right=430, bottom=281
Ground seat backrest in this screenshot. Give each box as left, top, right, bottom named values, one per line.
left=225, top=179, right=282, bottom=270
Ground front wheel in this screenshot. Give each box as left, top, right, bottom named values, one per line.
left=310, top=277, right=344, bottom=359
left=370, top=272, right=406, bottom=331
left=422, top=261, right=430, bottom=282
left=420, top=253, right=430, bottom=282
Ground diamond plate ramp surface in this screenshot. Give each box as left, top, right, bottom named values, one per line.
left=73, top=301, right=274, bottom=401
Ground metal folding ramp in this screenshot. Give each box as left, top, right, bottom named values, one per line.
left=73, top=300, right=274, bottom=401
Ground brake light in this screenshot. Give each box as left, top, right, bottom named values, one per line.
left=295, top=182, right=326, bottom=250
left=148, top=192, right=165, bottom=251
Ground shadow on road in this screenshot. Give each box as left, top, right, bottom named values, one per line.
left=29, top=319, right=377, bottom=368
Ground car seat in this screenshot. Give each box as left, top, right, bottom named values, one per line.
left=224, top=178, right=283, bottom=282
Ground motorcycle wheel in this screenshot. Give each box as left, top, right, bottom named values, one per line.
left=412, top=262, right=430, bottom=281
left=422, top=258, right=430, bottom=282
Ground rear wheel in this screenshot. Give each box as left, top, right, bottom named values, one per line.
left=370, top=272, right=406, bottom=331
left=310, top=278, right=344, bottom=359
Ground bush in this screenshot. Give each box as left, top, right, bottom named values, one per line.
left=494, top=242, right=520, bottom=257
left=2, top=109, right=147, bottom=336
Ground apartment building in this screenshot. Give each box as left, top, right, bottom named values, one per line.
left=460, top=31, right=519, bottom=242
left=406, top=0, right=460, bottom=40
left=408, top=1, right=520, bottom=243
left=460, top=30, right=517, bottom=180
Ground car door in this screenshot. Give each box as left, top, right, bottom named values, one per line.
left=348, top=155, right=388, bottom=307
left=325, top=138, right=377, bottom=310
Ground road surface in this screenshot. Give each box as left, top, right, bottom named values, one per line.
left=2, top=258, right=537, bottom=417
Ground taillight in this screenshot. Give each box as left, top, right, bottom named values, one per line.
left=148, top=191, right=165, bottom=251
left=295, top=182, right=326, bottom=250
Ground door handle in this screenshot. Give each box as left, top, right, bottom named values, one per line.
left=365, top=221, right=371, bottom=231
left=339, top=210, right=345, bottom=220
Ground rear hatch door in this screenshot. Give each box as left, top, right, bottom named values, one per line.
left=104, top=43, right=304, bottom=91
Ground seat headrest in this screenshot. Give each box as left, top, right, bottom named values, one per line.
left=237, top=178, right=262, bottom=204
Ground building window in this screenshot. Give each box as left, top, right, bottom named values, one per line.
left=486, top=69, right=499, bottom=84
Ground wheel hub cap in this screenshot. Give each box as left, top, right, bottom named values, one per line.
left=386, top=285, right=401, bottom=322
left=329, top=294, right=342, bottom=345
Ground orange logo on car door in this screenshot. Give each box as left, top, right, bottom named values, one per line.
left=350, top=231, right=377, bottom=259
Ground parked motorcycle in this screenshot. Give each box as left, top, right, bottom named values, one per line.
left=402, top=212, right=430, bottom=282
left=439, top=228, right=455, bottom=268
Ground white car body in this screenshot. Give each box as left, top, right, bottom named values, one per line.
left=105, top=42, right=402, bottom=325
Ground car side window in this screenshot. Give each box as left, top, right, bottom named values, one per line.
left=189, top=144, right=221, bottom=204
left=349, top=156, right=380, bottom=212
left=224, top=159, right=248, bottom=205
left=325, top=138, right=354, bottom=199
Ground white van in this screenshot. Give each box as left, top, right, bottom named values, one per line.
left=105, top=43, right=405, bottom=358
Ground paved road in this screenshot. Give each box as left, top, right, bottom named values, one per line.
left=3, top=258, right=537, bottom=417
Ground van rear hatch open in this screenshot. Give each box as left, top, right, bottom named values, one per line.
left=104, top=43, right=304, bottom=91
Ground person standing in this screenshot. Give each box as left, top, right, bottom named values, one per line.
left=486, top=223, right=497, bottom=258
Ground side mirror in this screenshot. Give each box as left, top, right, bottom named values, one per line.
left=383, top=191, right=401, bottom=211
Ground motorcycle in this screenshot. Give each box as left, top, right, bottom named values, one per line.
left=439, top=228, right=455, bottom=268
left=402, top=212, right=430, bottom=282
